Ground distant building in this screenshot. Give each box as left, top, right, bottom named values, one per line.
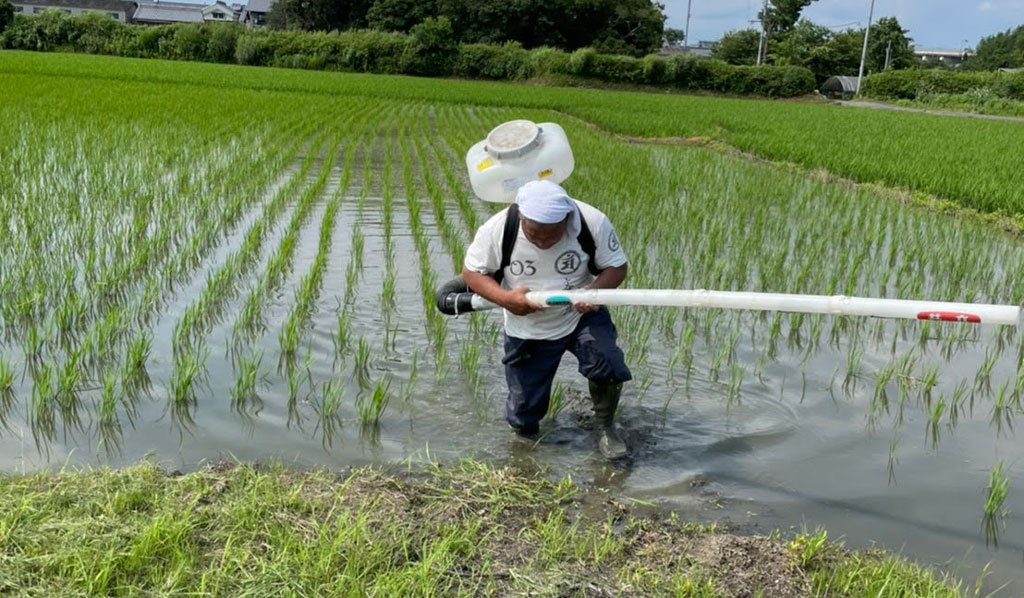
left=132, top=0, right=235, bottom=24
left=200, top=0, right=234, bottom=21
left=913, top=49, right=974, bottom=68
left=9, top=0, right=135, bottom=22
left=132, top=0, right=202, bottom=24
left=659, top=40, right=718, bottom=59
left=239, top=0, right=271, bottom=27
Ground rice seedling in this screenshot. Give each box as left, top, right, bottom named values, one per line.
left=316, top=375, right=345, bottom=448
left=0, top=358, right=16, bottom=431
left=989, top=381, right=1014, bottom=435
left=358, top=376, right=392, bottom=428
left=0, top=357, right=14, bottom=396
left=169, top=344, right=209, bottom=427
left=354, top=337, right=372, bottom=389
left=231, top=350, right=265, bottom=420
left=96, top=369, right=123, bottom=455
left=982, top=460, right=1010, bottom=547
left=124, top=331, right=152, bottom=374
left=334, top=309, right=352, bottom=356
left=546, top=381, right=568, bottom=423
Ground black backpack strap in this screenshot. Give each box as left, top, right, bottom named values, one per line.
left=495, top=202, right=601, bottom=282
left=495, top=203, right=520, bottom=285
left=575, top=202, right=602, bottom=276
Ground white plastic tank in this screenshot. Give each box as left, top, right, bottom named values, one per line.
left=465, top=120, right=574, bottom=203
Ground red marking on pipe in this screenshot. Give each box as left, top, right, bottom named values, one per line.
left=917, top=311, right=982, bottom=324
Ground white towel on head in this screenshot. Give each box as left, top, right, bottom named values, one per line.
left=515, top=180, right=580, bottom=233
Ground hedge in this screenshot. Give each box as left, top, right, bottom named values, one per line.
left=863, top=69, right=1024, bottom=101
left=0, top=11, right=817, bottom=97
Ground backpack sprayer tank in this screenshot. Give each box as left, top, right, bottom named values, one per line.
left=465, top=120, right=575, bottom=203
left=435, top=120, right=576, bottom=314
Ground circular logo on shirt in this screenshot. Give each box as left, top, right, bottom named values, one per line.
left=608, top=231, right=620, bottom=252
left=555, top=250, right=582, bottom=274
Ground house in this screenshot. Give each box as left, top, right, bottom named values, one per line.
left=913, top=49, right=975, bottom=68
left=239, top=0, right=272, bottom=28
left=9, top=0, right=135, bottom=22
left=131, top=0, right=203, bottom=24
left=200, top=0, right=233, bottom=21
left=132, top=0, right=237, bottom=24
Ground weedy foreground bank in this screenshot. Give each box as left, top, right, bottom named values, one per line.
left=0, top=460, right=973, bottom=597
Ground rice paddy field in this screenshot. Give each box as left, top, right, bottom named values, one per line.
left=2, top=50, right=1024, bottom=592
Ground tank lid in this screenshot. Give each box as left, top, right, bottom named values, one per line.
left=485, top=120, right=542, bottom=160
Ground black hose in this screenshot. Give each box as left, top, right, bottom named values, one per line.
left=435, top=276, right=480, bottom=316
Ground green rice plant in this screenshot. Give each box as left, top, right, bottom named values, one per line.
left=869, top=363, right=896, bottom=429
left=96, top=369, right=123, bottom=455
left=974, top=346, right=999, bottom=392
left=925, top=394, right=946, bottom=450
left=545, top=381, right=567, bottom=423
left=401, top=350, right=421, bottom=403
left=887, top=428, right=900, bottom=485
left=358, top=375, right=392, bottom=428
left=334, top=309, right=352, bottom=356
left=982, top=460, right=1010, bottom=547
left=0, top=357, right=14, bottom=396
left=231, top=350, right=265, bottom=419
left=169, top=344, right=209, bottom=425
left=354, top=337, right=372, bottom=389
left=727, top=365, right=744, bottom=407
left=124, top=331, right=152, bottom=374
left=316, top=375, right=345, bottom=448
left=989, top=381, right=1013, bottom=435
left=29, top=362, right=57, bottom=446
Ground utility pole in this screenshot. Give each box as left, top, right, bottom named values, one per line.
left=855, top=0, right=876, bottom=97
left=756, top=0, right=769, bottom=65
left=684, top=0, right=693, bottom=48
left=884, top=39, right=892, bottom=70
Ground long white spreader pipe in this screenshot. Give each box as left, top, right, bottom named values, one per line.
left=464, top=289, right=1020, bottom=326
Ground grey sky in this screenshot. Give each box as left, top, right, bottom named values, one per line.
left=661, top=0, right=1024, bottom=50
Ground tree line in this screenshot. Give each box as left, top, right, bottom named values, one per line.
left=697, top=0, right=1020, bottom=83
left=266, top=0, right=667, bottom=58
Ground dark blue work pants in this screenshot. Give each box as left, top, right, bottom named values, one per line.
left=502, top=307, right=632, bottom=432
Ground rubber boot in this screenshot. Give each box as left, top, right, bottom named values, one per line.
left=589, top=381, right=627, bottom=459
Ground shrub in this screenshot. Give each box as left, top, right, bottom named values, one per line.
left=235, top=31, right=272, bottom=66
left=641, top=54, right=669, bottom=85
left=206, top=23, right=238, bottom=64
left=454, top=42, right=530, bottom=80
left=993, top=71, right=1024, bottom=100
left=336, top=30, right=407, bottom=73
left=863, top=70, right=999, bottom=100
left=4, top=8, right=78, bottom=50
left=585, top=53, right=643, bottom=84
left=400, top=16, right=456, bottom=77
left=528, top=46, right=570, bottom=77
left=566, top=47, right=597, bottom=76
left=669, top=54, right=715, bottom=90
left=69, top=12, right=126, bottom=55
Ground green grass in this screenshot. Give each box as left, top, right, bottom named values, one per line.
left=2, top=51, right=1021, bottom=216
left=0, top=460, right=973, bottom=597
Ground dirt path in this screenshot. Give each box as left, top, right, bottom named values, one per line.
left=839, top=100, right=1024, bottom=123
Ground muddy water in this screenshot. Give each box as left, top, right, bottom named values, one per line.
left=2, top=179, right=1023, bottom=593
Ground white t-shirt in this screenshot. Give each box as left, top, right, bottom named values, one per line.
left=464, top=200, right=628, bottom=340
